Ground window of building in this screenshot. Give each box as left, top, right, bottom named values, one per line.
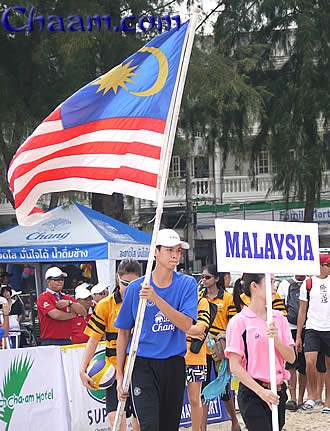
left=195, top=130, right=204, bottom=138
left=180, top=158, right=186, bottom=176
left=170, top=156, right=181, bottom=177
left=193, top=156, right=209, bottom=178
left=169, top=156, right=187, bottom=177
left=257, top=151, right=269, bottom=174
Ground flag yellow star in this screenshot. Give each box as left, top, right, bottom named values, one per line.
left=90, top=61, right=139, bottom=95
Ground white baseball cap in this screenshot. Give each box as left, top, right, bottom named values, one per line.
left=75, top=287, right=92, bottom=300
left=75, top=282, right=91, bottom=292
left=11, top=289, right=22, bottom=297
left=91, top=283, right=109, bottom=295
left=156, top=229, right=189, bottom=249
left=45, top=267, right=67, bottom=280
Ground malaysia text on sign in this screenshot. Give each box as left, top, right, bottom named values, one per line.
left=215, top=219, right=320, bottom=275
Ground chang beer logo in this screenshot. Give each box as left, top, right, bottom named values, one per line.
left=87, top=349, right=107, bottom=404
left=26, top=218, right=71, bottom=241
left=152, top=311, right=175, bottom=333
left=0, top=355, right=34, bottom=430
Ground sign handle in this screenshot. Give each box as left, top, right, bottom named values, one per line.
left=265, top=273, right=279, bottom=431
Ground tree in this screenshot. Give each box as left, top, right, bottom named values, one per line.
left=0, top=0, right=183, bottom=221
left=213, top=0, right=330, bottom=221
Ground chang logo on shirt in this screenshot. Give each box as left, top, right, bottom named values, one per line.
left=217, top=303, right=224, bottom=310
left=43, top=301, right=50, bottom=308
left=152, top=311, right=175, bottom=333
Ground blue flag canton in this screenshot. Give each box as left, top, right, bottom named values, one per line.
left=61, top=21, right=190, bottom=129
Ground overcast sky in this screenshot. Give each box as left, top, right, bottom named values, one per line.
left=175, top=0, right=219, bottom=34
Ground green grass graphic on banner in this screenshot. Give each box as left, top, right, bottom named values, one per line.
left=0, top=355, right=34, bottom=430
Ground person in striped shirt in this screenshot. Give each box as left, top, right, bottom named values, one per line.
left=185, top=297, right=210, bottom=431
left=80, top=259, right=141, bottom=431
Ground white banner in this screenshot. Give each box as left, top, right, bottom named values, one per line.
left=0, top=346, right=71, bottom=431
left=61, top=344, right=132, bottom=431
left=215, top=218, right=320, bottom=274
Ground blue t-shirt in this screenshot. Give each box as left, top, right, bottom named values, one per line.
left=0, top=327, right=4, bottom=341
left=114, top=271, right=198, bottom=359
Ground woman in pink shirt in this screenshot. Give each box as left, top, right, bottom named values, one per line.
left=225, top=273, right=295, bottom=431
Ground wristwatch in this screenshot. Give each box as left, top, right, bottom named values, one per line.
left=68, top=300, right=73, bottom=307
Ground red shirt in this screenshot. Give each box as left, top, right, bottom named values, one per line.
left=37, top=290, right=77, bottom=340
left=71, top=313, right=92, bottom=344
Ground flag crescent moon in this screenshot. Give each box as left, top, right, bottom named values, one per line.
left=129, top=47, right=168, bottom=97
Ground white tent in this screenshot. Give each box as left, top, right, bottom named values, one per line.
left=0, top=201, right=151, bottom=293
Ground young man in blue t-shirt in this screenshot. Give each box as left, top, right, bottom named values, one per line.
left=115, top=229, right=198, bottom=431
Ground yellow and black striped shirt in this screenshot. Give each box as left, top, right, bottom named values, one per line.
left=240, top=291, right=287, bottom=315
left=84, top=288, right=122, bottom=369
left=198, top=288, right=235, bottom=336
left=185, top=297, right=210, bottom=366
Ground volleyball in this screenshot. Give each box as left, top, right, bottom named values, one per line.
left=87, top=358, right=116, bottom=389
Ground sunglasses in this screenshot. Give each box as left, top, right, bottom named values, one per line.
left=201, top=275, right=214, bottom=280
left=118, top=276, right=130, bottom=287
left=50, top=276, right=65, bottom=281
left=322, top=263, right=330, bottom=267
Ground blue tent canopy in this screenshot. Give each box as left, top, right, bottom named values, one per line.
left=0, top=201, right=151, bottom=263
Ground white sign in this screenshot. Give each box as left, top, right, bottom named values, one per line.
left=0, top=346, right=71, bottom=431
left=61, top=344, right=110, bottom=431
left=215, top=219, right=320, bottom=275
left=61, top=343, right=132, bottom=431
left=108, top=244, right=151, bottom=260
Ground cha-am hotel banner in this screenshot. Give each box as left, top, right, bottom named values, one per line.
left=215, top=219, right=320, bottom=275
left=0, top=346, right=71, bottom=431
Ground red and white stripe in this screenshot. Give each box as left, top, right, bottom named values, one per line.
left=8, top=107, right=166, bottom=225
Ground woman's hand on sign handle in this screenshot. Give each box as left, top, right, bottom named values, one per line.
left=268, top=320, right=296, bottom=363
left=257, top=387, right=280, bottom=410
left=267, top=320, right=278, bottom=340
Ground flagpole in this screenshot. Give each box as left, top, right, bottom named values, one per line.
left=265, top=273, right=279, bottom=431
left=113, top=10, right=200, bottom=431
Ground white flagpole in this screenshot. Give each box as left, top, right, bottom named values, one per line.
left=265, top=273, right=279, bottom=431
left=113, top=10, right=200, bottom=431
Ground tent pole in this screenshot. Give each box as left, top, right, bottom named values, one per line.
left=35, top=262, right=43, bottom=297
left=113, top=10, right=200, bottom=431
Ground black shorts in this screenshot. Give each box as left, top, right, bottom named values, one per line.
left=238, top=381, right=287, bottom=431
left=201, top=354, right=231, bottom=402
left=130, top=355, right=185, bottom=431
left=285, top=329, right=306, bottom=375
left=304, top=329, right=330, bottom=357
left=316, top=351, right=326, bottom=373
left=105, top=380, right=135, bottom=417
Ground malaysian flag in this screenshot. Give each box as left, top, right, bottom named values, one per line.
left=8, top=21, right=190, bottom=225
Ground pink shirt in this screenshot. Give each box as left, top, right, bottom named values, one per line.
left=225, top=306, right=294, bottom=384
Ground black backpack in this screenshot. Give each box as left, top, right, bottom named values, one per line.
left=286, top=278, right=303, bottom=325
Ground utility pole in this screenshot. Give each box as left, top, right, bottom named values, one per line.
left=185, top=151, right=195, bottom=273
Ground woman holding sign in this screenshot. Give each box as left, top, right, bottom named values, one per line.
left=225, top=273, right=295, bottom=430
